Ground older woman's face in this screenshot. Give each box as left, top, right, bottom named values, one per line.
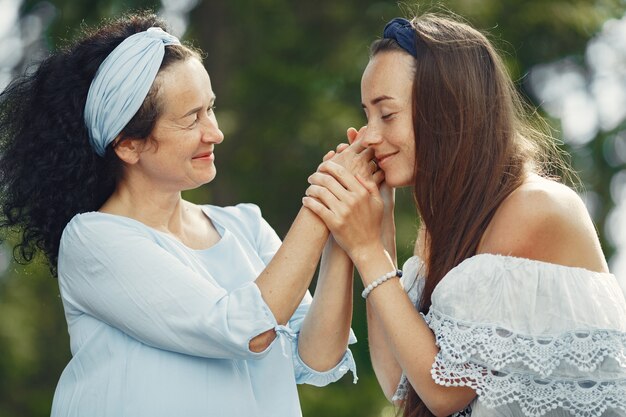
left=360, top=51, right=416, bottom=188
left=134, top=58, right=224, bottom=192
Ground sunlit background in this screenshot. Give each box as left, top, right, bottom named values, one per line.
left=1, top=1, right=625, bottom=416
left=528, top=12, right=626, bottom=279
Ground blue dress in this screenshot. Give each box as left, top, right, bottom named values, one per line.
left=51, top=203, right=356, bottom=417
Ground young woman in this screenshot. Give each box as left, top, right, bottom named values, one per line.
left=0, top=12, right=380, bottom=417
left=304, top=14, right=626, bottom=417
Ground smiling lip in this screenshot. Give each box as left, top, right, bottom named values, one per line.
left=192, top=152, right=214, bottom=161
left=375, top=152, right=396, bottom=167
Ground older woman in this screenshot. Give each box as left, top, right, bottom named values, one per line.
left=0, top=13, right=379, bottom=417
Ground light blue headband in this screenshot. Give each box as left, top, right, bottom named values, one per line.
left=84, top=27, right=181, bottom=156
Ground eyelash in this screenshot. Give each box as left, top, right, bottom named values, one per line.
left=382, top=112, right=395, bottom=120
left=189, top=105, right=216, bottom=127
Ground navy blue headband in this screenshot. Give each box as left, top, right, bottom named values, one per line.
left=383, top=17, right=418, bottom=58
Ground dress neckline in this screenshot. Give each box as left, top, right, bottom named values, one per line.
left=406, top=252, right=614, bottom=278
left=82, top=205, right=228, bottom=253
left=466, top=253, right=613, bottom=277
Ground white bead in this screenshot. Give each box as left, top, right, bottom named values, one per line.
left=362, top=269, right=402, bottom=299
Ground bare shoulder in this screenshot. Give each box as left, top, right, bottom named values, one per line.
left=478, top=174, right=609, bottom=273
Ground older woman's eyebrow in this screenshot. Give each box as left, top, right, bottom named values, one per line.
left=180, top=95, right=216, bottom=118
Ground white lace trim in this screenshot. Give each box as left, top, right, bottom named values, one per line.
left=426, top=309, right=626, bottom=378
left=392, top=374, right=472, bottom=416
left=392, top=374, right=409, bottom=402
left=431, top=356, right=626, bottom=417
left=426, top=309, right=626, bottom=417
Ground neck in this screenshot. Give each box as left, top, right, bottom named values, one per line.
left=100, top=177, right=191, bottom=235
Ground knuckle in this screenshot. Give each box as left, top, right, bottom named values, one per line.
left=337, top=205, right=351, bottom=219
left=319, top=160, right=332, bottom=170
left=318, top=174, right=331, bottom=187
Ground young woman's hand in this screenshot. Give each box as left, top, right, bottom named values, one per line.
left=348, top=126, right=395, bottom=246
left=303, top=161, right=385, bottom=260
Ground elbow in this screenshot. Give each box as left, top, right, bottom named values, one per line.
left=382, top=383, right=398, bottom=403
left=429, top=405, right=457, bottom=417
left=248, top=328, right=276, bottom=353
left=424, top=394, right=474, bottom=417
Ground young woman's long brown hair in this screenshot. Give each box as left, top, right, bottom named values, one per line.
left=370, top=14, right=554, bottom=417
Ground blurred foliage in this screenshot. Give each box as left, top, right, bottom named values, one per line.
left=1, top=0, right=624, bottom=416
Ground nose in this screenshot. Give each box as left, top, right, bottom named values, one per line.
left=201, top=116, right=224, bottom=144
left=360, top=124, right=383, bottom=147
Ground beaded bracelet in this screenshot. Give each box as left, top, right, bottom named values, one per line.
left=361, top=269, right=403, bottom=299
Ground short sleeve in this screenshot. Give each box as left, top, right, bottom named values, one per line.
left=400, top=256, right=426, bottom=306
left=58, top=214, right=278, bottom=361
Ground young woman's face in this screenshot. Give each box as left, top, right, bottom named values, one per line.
left=360, top=51, right=416, bottom=188
left=134, top=58, right=224, bottom=191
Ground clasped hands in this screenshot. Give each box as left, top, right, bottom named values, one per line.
left=302, top=127, right=390, bottom=261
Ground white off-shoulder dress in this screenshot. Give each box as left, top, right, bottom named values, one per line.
left=393, top=254, right=626, bottom=417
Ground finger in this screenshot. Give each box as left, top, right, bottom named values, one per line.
left=369, top=159, right=379, bottom=174
left=305, top=184, right=345, bottom=214
left=336, top=143, right=349, bottom=153
left=346, top=127, right=358, bottom=144
left=372, top=169, right=385, bottom=185
left=318, top=161, right=365, bottom=192
left=302, top=196, right=337, bottom=229
left=308, top=172, right=351, bottom=199
left=358, top=146, right=375, bottom=159
left=355, top=174, right=382, bottom=198
left=349, top=126, right=369, bottom=153
left=322, top=150, right=335, bottom=162
left=348, top=140, right=366, bottom=154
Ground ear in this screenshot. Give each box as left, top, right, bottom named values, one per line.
left=112, top=136, right=143, bottom=164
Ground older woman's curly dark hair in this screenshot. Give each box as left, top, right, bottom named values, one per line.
left=0, top=12, right=197, bottom=274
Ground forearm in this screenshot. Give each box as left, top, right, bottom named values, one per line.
left=369, top=206, right=402, bottom=399
left=255, top=207, right=329, bottom=325
left=367, top=302, right=403, bottom=401
left=353, top=246, right=475, bottom=416
left=298, top=237, right=353, bottom=371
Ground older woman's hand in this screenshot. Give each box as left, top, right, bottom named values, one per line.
left=319, top=127, right=383, bottom=185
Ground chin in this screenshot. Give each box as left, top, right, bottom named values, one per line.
left=382, top=168, right=414, bottom=188
left=201, top=167, right=217, bottom=183
left=187, top=171, right=217, bottom=190
left=384, top=175, right=414, bottom=188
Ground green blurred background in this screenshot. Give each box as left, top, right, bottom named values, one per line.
left=1, top=0, right=625, bottom=416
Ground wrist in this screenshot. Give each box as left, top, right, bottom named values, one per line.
left=349, top=241, right=386, bottom=268
left=351, top=245, right=397, bottom=287
left=361, top=269, right=402, bottom=299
